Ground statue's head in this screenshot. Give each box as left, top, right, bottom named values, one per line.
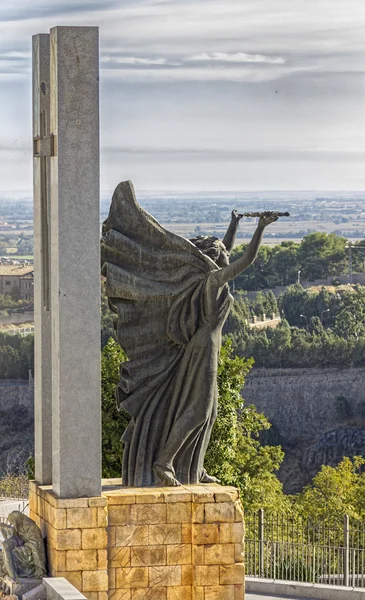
left=189, top=235, right=230, bottom=267
left=8, top=510, right=22, bottom=527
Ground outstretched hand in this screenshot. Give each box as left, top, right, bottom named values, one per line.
left=258, top=214, right=279, bottom=229
left=231, top=209, right=244, bottom=223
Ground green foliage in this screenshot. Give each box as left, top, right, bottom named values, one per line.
left=204, top=340, right=287, bottom=513
left=231, top=233, right=350, bottom=292
left=295, top=457, right=365, bottom=522
left=0, top=332, right=33, bottom=379
left=101, top=284, right=117, bottom=348
left=101, top=338, right=129, bottom=478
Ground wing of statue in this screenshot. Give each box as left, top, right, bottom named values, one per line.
left=101, top=181, right=218, bottom=415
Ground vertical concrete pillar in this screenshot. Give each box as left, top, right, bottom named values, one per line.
left=32, top=33, right=52, bottom=485
left=50, top=27, right=101, bottom=498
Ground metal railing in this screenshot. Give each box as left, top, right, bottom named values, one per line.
left=246, top=509, right=365, bottom=587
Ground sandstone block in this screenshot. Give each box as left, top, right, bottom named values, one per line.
left=149, top=565, right=181, bottom=587
left=192, top=504, right=205, bottom=523
left=108, top=568, right=115, bottom=589
left=192, top=524, right=219, bottom=545
left=194, top=565, right=219, bottom=586
left=106, top=493, right=136, bottom=505
left=234, top=502, right=244, bottom=523
left=214, top=488, right=239, bottom=503
left=98, top=507, right=108, bottom=527
left=67, top=507, right=98, bottom=529
left=135, top=490, right=165, bottom=504
left=192, top=545, right=204, bottom=565
left=50, top=527, right=82, bottom=550
left=82, top=570, right=108, bottom=592
left=56, top=571, right=82, bottom=590
left=29, top=491, right=37, bottom=514
left=47, top=548, right=66, bottom=571
left=234, top=584, right=244, bottom=600
left=149, top=524, right=181, bottom=545
left=47, top=495, right=89, bottom=508
left=131, top=504, right=166, bottom=525
left=165, top=491, right=192, bottom=503
left=181, top=565, right=193, bottom=586
left=82, top=528, right=108, bottom=549
left=167, top=586, right=192, bottom=600
left=110, top=547, right=131, bottom=567
left=109, top=505, right=131, bottom=526
left=66, top=549, right=98, bottom=571
left=192, top=491, right=214, bottom=503
left=116, top=525, right=149, bottom=547
left=220, top=564, right=245, bottom=585
left=234, top=544, right=244, bottom=563
left=84, top=593, right=98, bottom=600
left=192, top=588, right=204, bottom=600
left=204, top=544, right=235, bottom=565
left=205, top=503, right=234, bottom=524
left=109, top=590, right=131, bottom=600
left=167, top=503, right=191, bottom=524
left=166, top=544, right=191, bottom=565
left=98, top=592, right=108, bottom=600
left=89, top=497, right=108, bottom=507
left=98, top=549, right=108, bottom=569
left=132, top=588, right=166, bottom=599
left=181, top=524, right=192, bottom=543
left=131, top=545, right=166, bottom=566
left=116, top=566, right=148, bottom=588
left=205, top=585, right=235, bottom=600
left=219, top=523, right=244, bottom=544
left=44, top=504, right=67, bottom=529
left=108, top=526, right=116, bottom=547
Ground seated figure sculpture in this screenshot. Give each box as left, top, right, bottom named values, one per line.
left=101, top=181, right=281, bottom=487
left=0, top=511, right=46, bottom=582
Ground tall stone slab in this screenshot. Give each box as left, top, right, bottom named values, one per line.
left=49, top=27, right=101, bottom=498
left=32, top=33, right=52, bottom=485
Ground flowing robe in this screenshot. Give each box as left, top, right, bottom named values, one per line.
left=101, top=181, right=233, bottom=486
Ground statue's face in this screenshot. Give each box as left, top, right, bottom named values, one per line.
left=216, top=244, right=230, bottom=268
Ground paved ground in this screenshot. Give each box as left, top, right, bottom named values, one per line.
left=246, top=594, right=316, bottom=600
left=0, top=498, right=28, bottom=519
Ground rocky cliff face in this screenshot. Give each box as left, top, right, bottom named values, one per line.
left=244, top=368, right=365, bottom=493
left=0, top=382, right=33, bottom=475
left=2, top=369, right=365, bottom=493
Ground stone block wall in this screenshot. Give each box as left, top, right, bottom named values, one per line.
left=30, top=481, right=245, bottom=600
left=29, top=481, right=108, bottom=600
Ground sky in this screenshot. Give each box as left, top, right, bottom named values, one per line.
left=0, top=0, right=364, bottom=196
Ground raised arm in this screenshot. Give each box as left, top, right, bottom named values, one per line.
left=211, top=215, right=278, bottom=288
left=222, top=210, right=244, bottom=253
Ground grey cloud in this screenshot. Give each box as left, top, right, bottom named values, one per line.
left=102, top=146, right=365, bottom=163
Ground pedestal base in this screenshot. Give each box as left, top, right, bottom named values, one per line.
left=30, top=480, right=245, bottom=600
left=1, top=577, right=42, bottom=598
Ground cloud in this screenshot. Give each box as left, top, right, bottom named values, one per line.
left=189, top=52, right=286, bottom=65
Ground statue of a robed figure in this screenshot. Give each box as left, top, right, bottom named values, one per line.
left=0, top=512, right=46, bottom=583
left=101, top=181, right=284, bottom=487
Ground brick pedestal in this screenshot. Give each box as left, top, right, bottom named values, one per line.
left=30, top=480, right=245, bottom=600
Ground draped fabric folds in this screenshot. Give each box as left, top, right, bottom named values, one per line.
left=101, top=181, right=232, bottom=486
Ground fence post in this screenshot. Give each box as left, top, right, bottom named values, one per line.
left=344, top=514, right=349, bottom=587
left=258, top=508, right=264, bottom=577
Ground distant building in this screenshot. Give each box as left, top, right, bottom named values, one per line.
left=0, top=264, right=34, bottom=301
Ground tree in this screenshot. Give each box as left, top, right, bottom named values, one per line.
left=204, top=340, right=287, bottom=513
left=296, top=457, right=365, bottom=522
left=298, top=232, right=347, bottom=280
left=101, top=338, right=129, bottom=477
